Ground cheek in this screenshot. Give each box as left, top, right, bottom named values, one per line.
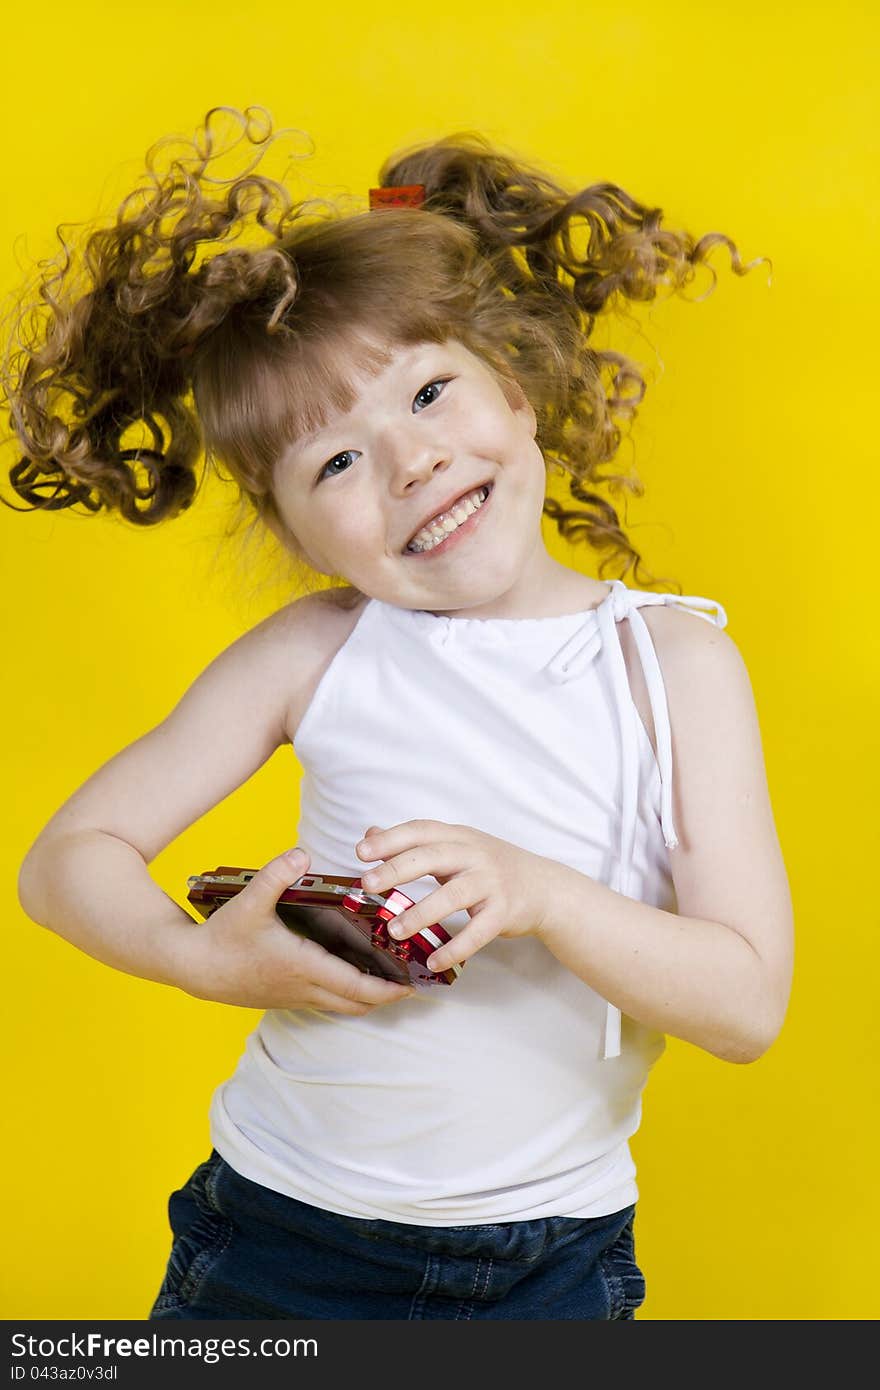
left=524, top=431, right=547, bottom=476
left=278, top=496, right=385, bottom=578
left=503, top=430, right=545, bottom=488
left=271, top=497, right=329, bottom=572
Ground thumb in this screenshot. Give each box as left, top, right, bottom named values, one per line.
left=249, top=848, right=310, bottom=904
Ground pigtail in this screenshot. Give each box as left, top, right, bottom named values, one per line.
left=3, top=105, right=766, bottom=592
left=0, top=107, right=302, bottom=524
left=376, top=134, right=769, bottom=587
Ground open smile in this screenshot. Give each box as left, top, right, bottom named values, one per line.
left=403, top=482, right=494, bottom=559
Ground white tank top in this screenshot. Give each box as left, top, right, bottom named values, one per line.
left=210, top=579, right=728, bottom=1224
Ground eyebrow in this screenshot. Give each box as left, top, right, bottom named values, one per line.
left=291, top=348, right=449, bottom=457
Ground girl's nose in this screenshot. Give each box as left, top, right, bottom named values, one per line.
left=387, top=438, right=452, bottom=493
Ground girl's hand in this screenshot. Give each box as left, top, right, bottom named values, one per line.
left=356, top=821, right=559, bottom=972
left=175, top=849, right=416, bottom=1014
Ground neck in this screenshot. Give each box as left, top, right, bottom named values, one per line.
left=425, top=554, right=611, bottom=621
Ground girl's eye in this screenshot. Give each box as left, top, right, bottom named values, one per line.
left=413, top=378, right=450, bottom=410
left=317, top=378, right=450, bottom=482
left=319, top=450, right=357, bottom=481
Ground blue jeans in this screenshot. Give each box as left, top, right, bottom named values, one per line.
left=149, top=1150, right=645, bottom=1320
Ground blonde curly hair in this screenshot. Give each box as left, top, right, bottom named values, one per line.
left=0, top=105, right=768, bottom=596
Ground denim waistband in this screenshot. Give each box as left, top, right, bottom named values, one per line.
left=203, top=1149, right=634, bottom=1264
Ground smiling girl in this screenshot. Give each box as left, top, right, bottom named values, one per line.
left=6, top=107, right=793, bottom=1320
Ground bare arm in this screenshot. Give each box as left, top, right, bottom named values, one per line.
left=17, top=590, right=412, bottom=1013
left=539, top=610, right=794, bottom=1062
left=18, top=828, right=198, bottom=987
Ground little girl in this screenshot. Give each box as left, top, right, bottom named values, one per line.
left=7, top=107, right=793, bottom=1320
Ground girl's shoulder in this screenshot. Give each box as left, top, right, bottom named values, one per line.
left=617, top=588, right=736, bottom=763
left=280, top=586, right=370, bottom=743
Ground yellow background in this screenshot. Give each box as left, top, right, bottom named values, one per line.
left=2, top=1, right=877, bottom=1321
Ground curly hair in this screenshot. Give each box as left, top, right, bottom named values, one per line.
left=0, top=105, right=769, bottom=596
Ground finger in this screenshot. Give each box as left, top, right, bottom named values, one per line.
left=355, top=826, right=391, bottom=862
left=356, top=820, right=454, bottom=863
left=422, top=916, right=499, bottom=972
left=246, top=847, right=310, bottom=912
left=360, top=843, right=470, bottom=896
left=363, top=825, right=385, bottom=839
left=387, top=875, right=484, bottom=939
left=290, top=934, right=416, bottom=1005
left=302, top=986, right=407, bottom=1016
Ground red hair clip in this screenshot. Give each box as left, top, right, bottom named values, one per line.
left=368, top=184, right=426, bottom=210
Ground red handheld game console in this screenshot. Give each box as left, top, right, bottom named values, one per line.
left=185, top=867, right=463, bottom=988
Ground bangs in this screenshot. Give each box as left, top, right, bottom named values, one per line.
left=191, top=210, right=492, bottom=494
left=196, top=318, right=453, bottom=491
left=250, top=329, right=399, bottom=465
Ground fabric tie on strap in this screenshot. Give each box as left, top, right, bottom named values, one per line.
left=545, top=580, right=728, bottom=1060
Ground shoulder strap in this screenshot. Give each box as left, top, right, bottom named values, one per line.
left=547, top=580, right=728, bottom=1060
left=622, top=585, right=728, bottom=629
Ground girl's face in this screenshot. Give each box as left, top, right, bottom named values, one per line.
left=271, top=336, right=559, bottom=618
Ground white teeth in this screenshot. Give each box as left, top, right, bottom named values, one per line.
left=407, top=486, right=489, bottom=553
